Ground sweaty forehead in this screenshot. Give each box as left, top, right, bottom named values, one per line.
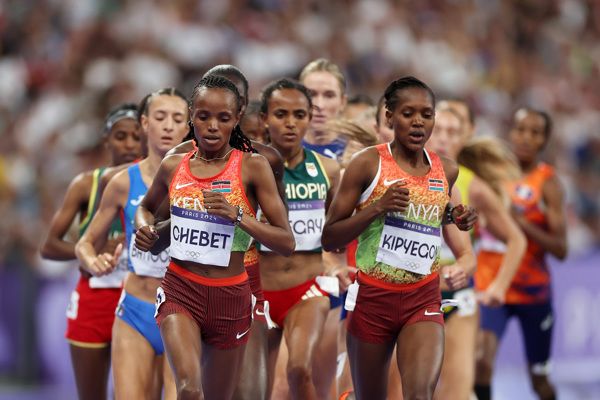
left=193, top=87, right=238, bottom=111
left=394, top=87, right=433, bottom=108
left=302, top=71, right=342, bottom=94
left=269, top=89, right=310, bottom=109
left=148, top=95, right=188, bottom=115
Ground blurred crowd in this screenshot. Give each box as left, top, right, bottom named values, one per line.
left=0, top=0, right=599, bottom=272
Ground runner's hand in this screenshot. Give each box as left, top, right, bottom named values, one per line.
left=477, top=281, right=506, bottom=307
left=441, top=264, right=468, bottom=291
left=102, top=234, right=125, bottom=255
left=135, top=225, right=159, bottom=252
left=88, top=243, right=123, bottom=277
left=333, top=266, right=357, bottom=293
left=452, top=204, right=478, bottom=231
left=202, top=190, right=238, bottom=222
left=375, top=182, right=409, bottom=214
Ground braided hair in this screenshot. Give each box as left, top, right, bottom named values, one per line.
left=190, top=75, right=254, bottom=153
left=383, top=76, right=435, bottom=114
left=259, top=77, right=313, bottom=115
left=203, top=64, right=249, bottom=109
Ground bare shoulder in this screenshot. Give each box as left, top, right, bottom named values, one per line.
left=439, top=155, right=458, bottom=184
left=100, top=163, right=132, bottom=191
left=167, top=140, right=195, bottom=156
left=315, top=152, right=341, bottom=176
left=243, top=151, right=270, bottom=170
left=542, top=173, right=564, bottom=201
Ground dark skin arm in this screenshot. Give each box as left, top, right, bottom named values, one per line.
left=512, top=174, right=568, bottom=260
left=146, top=143, right=287, bottom=254
left=41, top=172, right=91, bottom=260
left=322, top=147, right=410, bottom=251
left=136, top=153, right=294, bottom=256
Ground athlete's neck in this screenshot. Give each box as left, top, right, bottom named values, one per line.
left=278, top=145, right=305, bottom=169
left=519, top=158, right=538, bottom=174
left=140, top=150, right=164, bottom=180
left=195, top=144, right=233, bottom=162
left=304, top=128, right=336, bottom=146
left=390, top=141, right=427, bottom=168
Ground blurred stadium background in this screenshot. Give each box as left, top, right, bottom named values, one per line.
left=0, top=0, right=599, bottom=399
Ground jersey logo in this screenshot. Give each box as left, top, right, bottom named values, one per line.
left=306, top=162, right=319, bottom=178
left=130, top=194, right=144, bottom=207
left=515, top=184, right=534, bottom=200
left=384, top=178, right=405, bottom=187
left=175, top=182, right=194, bottom=190
left=211, top=180, right=231, bottom=193
left=428, top=179, right=444, bottom=192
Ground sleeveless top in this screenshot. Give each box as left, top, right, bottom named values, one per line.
left=169, top=150, right=255, bottom=267
left=475, top=162, right=555, bottom=304
left=355, top=144, right=450, bottom=284
left=80, top=167, right=128, bottom=288
left=124, top=164, right=170, bottom=278
left=260, top=149, right=330, bottom=253
left=439, top=164, right=476, bottom=265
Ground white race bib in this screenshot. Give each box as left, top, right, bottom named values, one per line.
left=376, top=216, right=441, bottom=275
left=263, top=200, right=325, bottom=252
left=90, top=247, right=128, bottom=288
left=170, top=206, right=235, bottom=267
left=129, top=235, right=170, bottom=278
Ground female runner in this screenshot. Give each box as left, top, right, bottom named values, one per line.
left=75, top=88, right=189, bottom=399
left=257, top=78, right=341, bottom=400
left=134, top=75, right=294, bottom=400
left=322, top=76, right=476, bottom=400
left=41, top=103, right=142, bottom=400
left=426, top=106, right=526, bottom=400
left=474, top=108, right=567, bottom=400
left=150, top=64, right=285, bottom=400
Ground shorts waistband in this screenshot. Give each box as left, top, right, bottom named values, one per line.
left=358, top=271, right=438, bottom=292
left=169, top=261, right=248, bottom=287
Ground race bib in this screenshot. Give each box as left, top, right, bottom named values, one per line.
left=129, top=235, right=170, bottom=278
left=90, top=247, right=129, bottom=288
left=263, top=200, right=325, bottom=252
left=376, top=216, right=441, bottom=275
left=170, top=206, right=235, bottom=267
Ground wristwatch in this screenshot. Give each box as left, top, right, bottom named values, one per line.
left=234, top=206, right=244, bottom=226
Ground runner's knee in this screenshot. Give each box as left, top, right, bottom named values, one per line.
left=178, top=381, right=204, bottom=400
left=287, top=363, right=312, bottom=389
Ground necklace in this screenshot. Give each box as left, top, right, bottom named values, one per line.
left=194, top=148, right=234, bottom=162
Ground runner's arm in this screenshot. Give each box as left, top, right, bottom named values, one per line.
left=513, top=175, right=567, bottom=259
left=75, top=173, right=128, bottom=275
left=41, top=173, right=90, bottom=260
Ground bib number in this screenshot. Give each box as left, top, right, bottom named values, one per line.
left=376, top=216, right=441, bottom=275
left=263, top=200, right=325, bottom=252
left=90, top=247, right=128, bottom=288
left=129, top=235, right=170, bottom=278
left=170, top=206, right=235, bottom=267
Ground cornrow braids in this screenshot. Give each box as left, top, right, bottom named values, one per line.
left=383, top=76, right=435, bottom=114
left=259, top=78, right=313, bottom=115
left=203, top=64, right=249, bottom=107
left=191, top=75, right=255, bottom=153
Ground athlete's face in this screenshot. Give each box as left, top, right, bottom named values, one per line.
left=376, top=103, right=395, bottom=143
left=141, top=95, right=188, bottom=157
left=386, top=87, right=435, bottom=153
left=302, top=71, right=346, bottom=133
left=427, top=110, right=462, bottom=159
left=191, top=87, right=240, bottom=153
left=106, top=118, right=142, bottom=165
left=509, top=109, right=547, bottom=164
left=262, top=88, right=311, bottom=153
left=438, top=100, right=474, bottom=144
left=240, top=113, right=267, bottom=144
